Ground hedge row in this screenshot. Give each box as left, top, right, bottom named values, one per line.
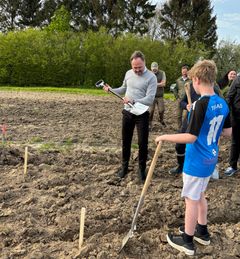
left=0, top=28, right=208, bottom=88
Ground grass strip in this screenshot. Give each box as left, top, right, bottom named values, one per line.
left=0, top=86, right=175, bottom=99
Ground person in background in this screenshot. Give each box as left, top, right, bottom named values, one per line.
left=174, top=65, right=191, bottom=129
left=103, top=50, right=157, bottom=182
left=149, top=62, right=167, bottom=129
left=217, top=70, right=237, bottom=98
left=169, top=82, right=200, bottom=174
left=155, top=59, right=232, bottom=256
left=225, top=75, right=240, bottom=176
left=169, top=82, right=223, bottom=179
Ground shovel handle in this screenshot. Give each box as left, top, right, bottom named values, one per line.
left=184, top=82, right=192, bottom=106
left=141, top=141, right=162, bottom=195
left=130, top=141, right=162, bottom=230
left=108, top=88, right=134, bottom=108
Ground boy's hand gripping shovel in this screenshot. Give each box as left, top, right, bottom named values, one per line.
left=119, top=141, right=162, bottom=252
left=95, top=79, right=149, bottom=116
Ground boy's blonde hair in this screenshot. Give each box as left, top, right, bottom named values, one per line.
left=189, top=60, right=217, bottom=85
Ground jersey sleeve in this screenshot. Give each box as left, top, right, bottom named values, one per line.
left=223, top=113, right=231, bottom=128
left=186, top=98, right=209, bottom=136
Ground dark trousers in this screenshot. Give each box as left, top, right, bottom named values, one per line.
left=229, top=117, right=240, bottom=169
left=122, top=109, right=149, bottom=169
left=175, top=117, right=188, bottom=167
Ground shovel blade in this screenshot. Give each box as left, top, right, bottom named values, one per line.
left=119, top=229, right=134, bottom=252
left=129, top=102, right=149, bottom=116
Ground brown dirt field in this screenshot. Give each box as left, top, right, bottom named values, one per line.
left=0, top=91, right=239, bottom=259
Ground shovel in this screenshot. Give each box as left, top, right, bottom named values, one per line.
left=95, top=79, right=149, bottom=116
left=119, top=141, right=162, bottom=252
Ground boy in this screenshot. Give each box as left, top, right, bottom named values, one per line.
left=155, top=60, right=232, bottom=256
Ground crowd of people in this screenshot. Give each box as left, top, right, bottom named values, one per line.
left=102, top=50, right=239, bottom=256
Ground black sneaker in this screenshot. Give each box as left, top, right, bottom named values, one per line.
left=179, top=226, right=210, bottom=246
left=166, top=233, right=195, bottom=256
left=169, top=166, right=182, bottom=174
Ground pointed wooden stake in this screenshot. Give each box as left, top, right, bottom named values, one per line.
left=24, top=146, right=28, bottom=176
left=79, top=207, right=86, bottom=254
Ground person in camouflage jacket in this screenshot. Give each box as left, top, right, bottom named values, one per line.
left=173, top=65, right=191, bottom=129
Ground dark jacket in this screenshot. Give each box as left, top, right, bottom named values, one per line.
left=226, top=76, right=240, bottom=118
left=180, top=83, right=200, bottom=110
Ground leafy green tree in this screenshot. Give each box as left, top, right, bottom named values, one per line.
left=158, top=0, right=188, bottom=40
left=158, top=0, right=217, bottom=52
left=47, top=5, right=71, bottom=32
left=39, top=0, right=59, bottom=26
left=0, top=0, right=21, bottom=32
left=184, top=0, right=217, bottom=52
left=60, top=0, right=156, bottom=35
left=213, top=40, right=240, bottom=79
left=18, top=0, right=42, bottom=27
left=60, top=0, right=125, bottom=34
left=123, top=0, right=156, bottom=35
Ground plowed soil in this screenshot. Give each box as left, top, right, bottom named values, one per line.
left=0, top=91, right=239, bottom=259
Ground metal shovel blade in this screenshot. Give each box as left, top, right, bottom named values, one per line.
left=129, top=102, right=149, bottom=116
left=119, top=229, right=134, bottom=252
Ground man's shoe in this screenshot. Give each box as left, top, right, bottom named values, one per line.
left=118, top=168, right=128, bottom=178
left=166, top=233, right=195, bottom=256
left=169, top=166, right=182, bottom=174
left=138, top=168, right=146, bottom=182
left=118, top=162, right=128, bottom=178
left=224, top=167, right=237, bottom=176
left=179, top=226, right=210, bottom=246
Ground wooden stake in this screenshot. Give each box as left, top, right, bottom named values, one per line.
left=79, top=207, right=86, bottom=253
left=24, top=146, right=28, bottom=176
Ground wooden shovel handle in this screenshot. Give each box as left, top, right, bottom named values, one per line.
left=184, top=82, right=192, bottom=106
left=141, top=141, right=162, bottom=196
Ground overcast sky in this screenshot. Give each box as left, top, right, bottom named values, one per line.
left=152, top=0, right=240, bottom=43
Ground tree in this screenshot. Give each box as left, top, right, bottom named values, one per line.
left=158, top=0, right=186, bottom=40
left=40, top=0, right=59, bottom=27
left=60, top=0, right=156, bottom=35
left=0, top=0, right=21, bottom=32
left=214, top=40, right=240, bottom=79
left=123, top=0, right=156, bottom=35
left=183, top=0, right=217, bottom=52
left=18, top=0, right=42, bottom=28
left=158, top=0, right=217, bottom=52
left=47, top=5, right=71, bottom=32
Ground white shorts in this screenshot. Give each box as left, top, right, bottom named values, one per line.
left=181, top=172, right=210, bottom=200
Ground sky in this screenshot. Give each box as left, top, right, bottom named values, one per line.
left=152, top=0, right=240, bottom=44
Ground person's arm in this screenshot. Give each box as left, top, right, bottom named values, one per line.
left=103, top=73, right=127, bottom=95
left=112, top=77, right=127, bottom=95
left=159, top=71, right=166, bottom=87
left=155, top=133, right=197, bottom=144
left=221, top=128, right=232, bottom=137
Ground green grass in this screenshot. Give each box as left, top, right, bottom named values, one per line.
left=131, top=143, right=139, bottom=149
left=0, top=85, right=175, bottom=99
left=0, top=86, right=108, bottom=96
